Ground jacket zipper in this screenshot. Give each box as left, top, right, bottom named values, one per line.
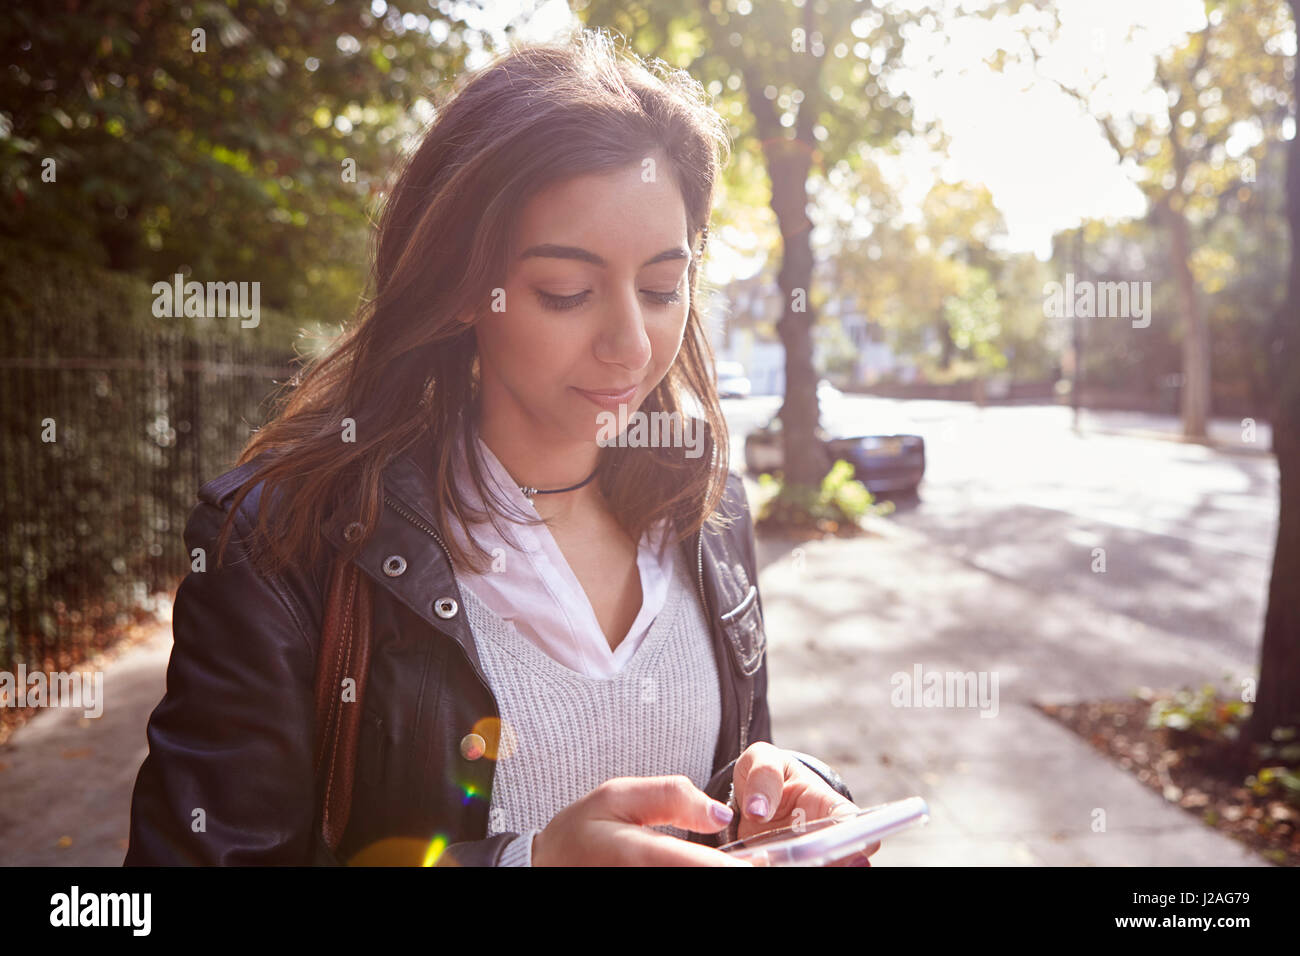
left=381, top=494, right=494, bottom=698
left=695, top=529, right=707, bottom=619
left=383, top=494, right=456, bottom=571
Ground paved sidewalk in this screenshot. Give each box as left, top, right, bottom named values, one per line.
left=0, top=499, right=1273, bottom=866
left=0, top=624, right=171, bottom=866
left=1076, top=407, right=1273, bottom=455
left=751, top=510, right=1268, bottom=866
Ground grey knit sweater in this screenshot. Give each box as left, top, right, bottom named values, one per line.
left=462, top=552, right=722, bottom=866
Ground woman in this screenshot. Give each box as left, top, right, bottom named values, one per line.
left=125, top=28, right=874, bottom=867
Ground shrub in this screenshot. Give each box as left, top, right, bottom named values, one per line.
left=755, top=459, right=892, bottom=534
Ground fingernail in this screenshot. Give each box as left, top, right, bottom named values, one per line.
left=746, top=794, right=769, bottom=820
left=710, top=802, right=734, bottom=826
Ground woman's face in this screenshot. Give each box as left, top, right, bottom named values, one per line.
left=473, top=154, right=693, bottom=448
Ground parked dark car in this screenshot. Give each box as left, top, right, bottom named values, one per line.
left=744, top=400, right=926, bottom=495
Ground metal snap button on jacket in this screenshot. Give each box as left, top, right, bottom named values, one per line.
left=460, top=733, right=486, bottom=760
left=433, top=597, right=458, bottom=619
left=343, top=521, right=363, bottom=542
left=382, top=555, right=407, bottom=577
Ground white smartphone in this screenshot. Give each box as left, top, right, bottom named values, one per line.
left=717, top=796, right=930, bottom=866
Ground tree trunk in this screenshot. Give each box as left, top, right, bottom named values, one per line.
left=1165, top=200, right=1211, bottom=440
left=937, top=310, right=955, bottom=369
left=1251, top=403, right=1300, bottom=745
left=763, top=136, right=828, bottom=489
left=1246, top=1, right=1300, bottom=747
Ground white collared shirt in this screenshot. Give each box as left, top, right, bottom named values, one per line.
left=443, top=428, right=676, bottom=680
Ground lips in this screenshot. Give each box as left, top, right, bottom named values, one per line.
left=572, top=384, right=638, bottom=411
left=578, top=385, right=638, bottom=398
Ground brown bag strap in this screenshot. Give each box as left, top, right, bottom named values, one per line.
left=313, top=554, right=374, bottom=854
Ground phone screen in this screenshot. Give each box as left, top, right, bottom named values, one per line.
left=718, top=797, right=929, bottom=866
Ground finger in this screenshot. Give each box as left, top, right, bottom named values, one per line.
left=828, top=844, right=878, bottom=867
left=793, top=789, right=855, bottom=827
left=598, top=775, right=735, bottom=834
left=819, top=800, right=862, bottom=863
left=615, top=827, right=753, bottom=867
left=732, top=742, right=791, bottom=824
left=824, top=806, right=874, bottom=866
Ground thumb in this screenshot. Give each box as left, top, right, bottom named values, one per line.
left=599, top=775, right=735, bottom=834
left=829, top=800, right=860, bottom=819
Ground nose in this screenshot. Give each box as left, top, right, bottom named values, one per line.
left=593, top=284, right=652, bottom=372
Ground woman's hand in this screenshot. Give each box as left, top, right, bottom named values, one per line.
left=531, top=775, right=753, bottom=866
left=731, top=742, right=879, bottom=867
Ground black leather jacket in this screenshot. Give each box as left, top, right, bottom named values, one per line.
left=124, top=428, right=852, bottom=865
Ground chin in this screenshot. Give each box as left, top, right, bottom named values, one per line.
left=543, top=408, right=610, bottom=447
left=565, top=391, right=642, bottom=434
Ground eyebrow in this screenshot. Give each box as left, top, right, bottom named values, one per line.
left=517, top=244, right=691, bottom=268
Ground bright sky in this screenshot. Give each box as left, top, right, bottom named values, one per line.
left=414, top=0, right=1285, bottom=274
left=885, top=0, right=1211, bottom=258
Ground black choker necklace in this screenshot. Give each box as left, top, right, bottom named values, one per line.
left=520, top=464, right=599, bottom=499
left=463, top=417, right=601, bottom=499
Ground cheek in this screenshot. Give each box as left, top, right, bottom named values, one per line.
left=649, top=306, right=690, bottom=373
left=477, top=303, right=571, bottom=380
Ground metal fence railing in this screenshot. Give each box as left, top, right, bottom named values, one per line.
left=0, top=328, right=295, bottom=675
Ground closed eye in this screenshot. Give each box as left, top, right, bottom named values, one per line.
left=534, top=287, right=683, bottom=311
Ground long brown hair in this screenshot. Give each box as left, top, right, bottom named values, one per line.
left=215, top=27, right=734, bottom=577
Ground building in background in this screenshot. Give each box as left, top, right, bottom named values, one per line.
left=709, top=274, right=916, bottom=395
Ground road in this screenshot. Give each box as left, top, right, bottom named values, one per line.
left=724, top=395, right=1278, bottom=680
